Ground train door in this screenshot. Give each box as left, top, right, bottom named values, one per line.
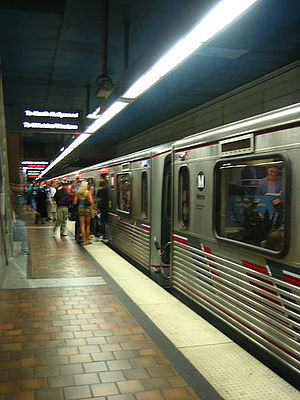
left=150, top=147, right=172, bottom=287
left=161, top=154, right=172, bottom=264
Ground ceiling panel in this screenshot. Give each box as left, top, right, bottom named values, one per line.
left=0, top=0, right=299, bottom=176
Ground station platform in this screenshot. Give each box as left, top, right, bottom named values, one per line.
left=1, top=210, right=299, bottom=400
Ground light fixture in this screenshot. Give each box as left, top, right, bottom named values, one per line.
left=44, top=0, right=260, bottom=176
left=39, top=133, right=91, bottom=178
left=122, top=0, right=258, bottom=99
left=87, top=106, right=103, bottom=119
left=85, top=101, right=129, bottom=134
left=60, top=146, right=65, bottom=152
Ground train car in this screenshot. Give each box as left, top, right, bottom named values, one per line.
left=105, top=143, right=172, bottom=286
left=172, top=103, right=300, bottom=375
left=59, top=143, right=173, bottom=286
left=53, top=103, right=300, bottom=377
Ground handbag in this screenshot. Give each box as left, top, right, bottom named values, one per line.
left=90, top=214, right=102, bottom=237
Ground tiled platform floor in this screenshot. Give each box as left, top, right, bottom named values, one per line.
left=25, top=214, right=98, bottom=279
left=0, top=213, right=201, bottom=400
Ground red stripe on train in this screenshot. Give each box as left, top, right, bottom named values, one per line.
left=173, top=235, right=188, bottom=245
left=283, top=272, right=300, bottom=287
left=173, top=278, right=300, bottom=362
left=242, top=260, right=269, bottom=275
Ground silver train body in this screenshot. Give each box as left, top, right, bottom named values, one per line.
left=61, top=103, right=300, bottom=376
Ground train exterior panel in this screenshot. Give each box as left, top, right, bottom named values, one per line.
left=172, top=105, right=300, bottom=373
left=107, top=150, right=152, bottom=270
left=54, top=103, right=300, bottom=377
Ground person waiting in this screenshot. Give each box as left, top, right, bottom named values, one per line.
left=73, top=180, right=96, bottom=246
left=53, top=183, right=69, bottom=236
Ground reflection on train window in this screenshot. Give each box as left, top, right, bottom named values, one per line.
left=117, top=173, right=131, bottom=213
left=178, top=166, right=190, bottom=229
left=141, top=171, right=148, bottom=218
left=216, top=157, right=287, bottom=253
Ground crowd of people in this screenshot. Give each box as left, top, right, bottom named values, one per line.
left=11, top=176, right=109, bottom=253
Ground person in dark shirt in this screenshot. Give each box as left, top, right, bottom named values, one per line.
left=53, top=184, right=69, bottom=236
left=35, top=184, right=48, bottom=224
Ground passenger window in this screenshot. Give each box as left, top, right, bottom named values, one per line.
left=141, top=171, right=148, bottom=218
left=215, top=157, right=287, bottom=253
left=178, top=166, right=190, bottom=228
left=117, top=173, right=131, bottom=213
left=110, top=174, right=115, bottom=189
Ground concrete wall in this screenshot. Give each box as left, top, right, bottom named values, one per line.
left=6, top=132, right=22, bottom=183
left=0, top=66, right=13, bottom=280
left=116, top=61, right=300, bottom=156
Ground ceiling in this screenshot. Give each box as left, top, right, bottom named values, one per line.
left=1, top=0, right=300, bottom=177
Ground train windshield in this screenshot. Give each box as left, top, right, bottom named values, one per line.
left=215, top=156, right=288, bottom=254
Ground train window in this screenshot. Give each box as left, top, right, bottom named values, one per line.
left=215, top=156, right=288, bottom=254
left=117, top=173, right=131, bottom=213
left=141, top=171, right=148, bottom=218
left=178, top=166, right=190, bottom=229
left=110, top=174, right=115, bottom=189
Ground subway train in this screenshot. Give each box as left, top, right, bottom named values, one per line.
left=55, top=103, right=300, bottom=377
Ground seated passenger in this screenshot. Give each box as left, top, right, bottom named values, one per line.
left=264, top=229, right=284, bottom=251
left=256, top=166, right=283, bottom=195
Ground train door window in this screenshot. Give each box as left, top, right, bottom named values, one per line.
left=117, top=173, right=131, bottom=213
left=178, top=166, right=190, bottom=229
left=215, top=156, right=288, bottom=255
left=161, top=154, right=172, bottom=264
left=141, top=171, right=148, bottom=218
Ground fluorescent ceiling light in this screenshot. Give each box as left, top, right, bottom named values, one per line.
left=87, top=106, right=102, bottom=119
left=187, top=0, right=258, bottom=43
left=85, top=101, right=129, bottom=134
left=122, top=0, right=258, bottom=99
left=69, top=133, right=91, bottom=149
left=39, top=133, right=91, bottom=177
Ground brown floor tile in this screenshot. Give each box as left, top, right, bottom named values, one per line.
left=35, top=388, right=63, bottom=400
left=123, top=369, right=150, bottom=381
left=107, top=394, right=135, bottom=400
left=5, top=392, right=35, bottom=400
left=136, top=390, right=164, bottom=400
left=0, top=381, right=19, bottom=393
left=47, top=375, right=74, bottom=388
left=162, top=387, right=195, bottom=399
left=20, top=378, right=45, bottom=391
left=0, top=218, right=202, bottom=400
left=91, top=383, right=119, bottom=397
left=99, top=370, right=125, bottom=383
left=73, top=373, right=100, bottom=385
left=117, top=379, right=145, bottom=393
left=64, top=385, right=92, bottom=399
left=107, top=395, right=136, bottom=400
left=142, top=377, right=170, bottom=390
left=83, top=361, right=108, bottom=373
